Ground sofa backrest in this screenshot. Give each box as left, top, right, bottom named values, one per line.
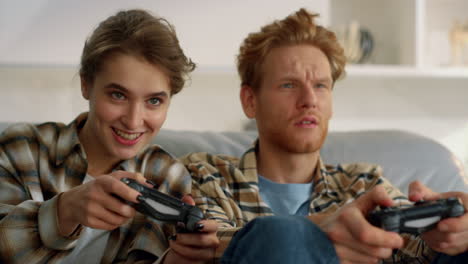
left=154, top=129, right=468, bottom=194
left=0, top=122, right=466, bottom=194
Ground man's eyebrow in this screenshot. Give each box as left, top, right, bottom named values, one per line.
left=105, top=83, right=169, bottom=97
left=315, top=77, right=333, bottom=83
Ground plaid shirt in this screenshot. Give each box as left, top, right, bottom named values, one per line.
left=182, top=145, right=437, bottom=263
left=0, top=113, right=191, bottom=263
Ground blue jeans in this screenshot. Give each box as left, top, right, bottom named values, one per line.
left=432, top=252, right=468, bottom=264
left=221, top=215, right=339, bottom=264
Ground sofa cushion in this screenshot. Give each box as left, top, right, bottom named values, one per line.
left=154, top=129, right=468, bottom=194
left=320, top=130, right=468, bottom=194
left=0, top=123, right=465, bottom=194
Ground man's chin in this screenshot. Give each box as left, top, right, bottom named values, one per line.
left=285, top=143, right=321, bottom=154
left=279, top=136, right=325, bottom=154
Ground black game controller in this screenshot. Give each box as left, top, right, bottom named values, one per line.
left=121, top=178, right=204, bottom=232
left=368, top=197, right=465, bottom=235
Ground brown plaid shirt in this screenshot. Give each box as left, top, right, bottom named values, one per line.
left=0, top=113, right=191, bottom=263
left=182, top=145, right=437, bottom=263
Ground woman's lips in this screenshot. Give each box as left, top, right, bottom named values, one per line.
left=112, top=128, right=143, bottom=146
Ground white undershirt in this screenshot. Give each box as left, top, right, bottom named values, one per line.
left=61, top=174, right=111, bottom=263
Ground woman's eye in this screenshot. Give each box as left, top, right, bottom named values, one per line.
left=148, top=98, right=161, bottom=106
left=280, top=83, right=294, bottom=89
left=111, top=92, right=125, bottom=100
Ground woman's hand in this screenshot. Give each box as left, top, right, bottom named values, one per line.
left=57, top=170, right=149, bottom=236
left=164, top=195, right=219, bottom=264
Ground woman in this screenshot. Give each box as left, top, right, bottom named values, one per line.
left=0, top=9, right=216, bottom=263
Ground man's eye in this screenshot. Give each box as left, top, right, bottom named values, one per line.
left=148, top=98, right=161, bottom=106
left=280, top=83, right=294, bottom=88
left=111, top=92, right=125, bottom=100
left=316, top=83, right=328, bottom=89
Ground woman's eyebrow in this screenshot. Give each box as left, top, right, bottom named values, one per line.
left=105, top=83, right=169, bottom=98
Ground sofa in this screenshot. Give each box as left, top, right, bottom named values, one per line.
left=0, top=121, right=466, bottom=194
left=153, top=129, right=468, bottom=194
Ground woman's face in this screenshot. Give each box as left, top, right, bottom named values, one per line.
left=80, top=52, right=171, bottom=165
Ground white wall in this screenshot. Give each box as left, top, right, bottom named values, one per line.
left=332, top=77, right=468, bottom=171
left=0, top=0, right=328, bottom=66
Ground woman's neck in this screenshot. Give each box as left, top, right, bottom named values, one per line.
left=78, top=122, right=118, bottom=177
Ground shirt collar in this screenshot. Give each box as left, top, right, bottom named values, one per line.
left=238, top=140, right=260, bottom=183
left=55, top=112, right=88, bottom=166
left=314, top=158, right=339, bottom=198
left=238, top=139, right=336, bottom=197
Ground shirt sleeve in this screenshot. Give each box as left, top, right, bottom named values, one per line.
left=0, top=155, right=82, bottom=263
left=38, top=193, right=83, bottom=249
left=119, top=151, right=194, bottom=263
left=190, top=174, right=243, bottom=261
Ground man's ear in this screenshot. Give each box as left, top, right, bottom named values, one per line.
left=81, top=76, right=90, bottom=100
left=240, top=85, right=256, bottom=119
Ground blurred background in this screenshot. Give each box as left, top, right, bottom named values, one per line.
left=1, top=0, right=467, bottom=174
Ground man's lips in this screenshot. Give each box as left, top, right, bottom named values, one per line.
left=294, top=116, right=318, bottom=127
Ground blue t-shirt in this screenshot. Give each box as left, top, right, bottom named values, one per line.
left=258, top=175, right=313, bottom=216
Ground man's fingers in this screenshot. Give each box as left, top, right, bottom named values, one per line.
left=408, top=181, right=440, bottom=201
left=333, top=226, right=396, bottom=260
left=342, top=206, right=404, bottom=249
left=422, top=229, right=468, bottom=255
left=334, top=244, right=380, bottom=263
left=436, top=213, right=468, bottom=233
left=438, top=192, right=468, bottom=214
left=354, top=185, right=393, bottom=213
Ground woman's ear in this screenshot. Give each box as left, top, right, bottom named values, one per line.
left=240, top=85, right=256, bottom=119
left=81, top=76, right=90, bottom=100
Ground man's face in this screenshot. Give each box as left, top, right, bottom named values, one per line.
left=81, top=52, right=171, bottom=163
left=242, top=44, right=333, bottom=154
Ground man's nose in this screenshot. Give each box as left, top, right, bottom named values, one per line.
left=298, top=85, right=317, bottom=109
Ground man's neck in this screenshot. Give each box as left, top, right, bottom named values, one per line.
left=256, top=140, right=320, bottom=184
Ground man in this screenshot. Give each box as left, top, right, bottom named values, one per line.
left=168, top=8, right=468, bottom=264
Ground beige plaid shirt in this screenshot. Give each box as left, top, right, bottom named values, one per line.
left=182, top=144, right=437, bottom=263
left=0, top=113, right=191, bottom=263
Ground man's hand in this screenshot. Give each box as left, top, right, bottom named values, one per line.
left=164, top=195, right=219, bottom=264
left=309, top=185, right=404, bottom=264
left=57, top=171, right=149, bottom=236
left=409, top=181, right=468, bottom=255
